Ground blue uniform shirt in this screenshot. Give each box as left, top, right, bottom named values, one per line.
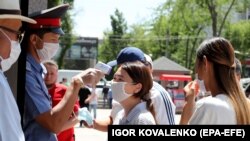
left=23, top=54, right=57, bottom=141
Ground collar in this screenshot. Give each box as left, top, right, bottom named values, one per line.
left=121, top=102, right=147, bottom=123
left=0, top=56, right=2, bottom=71
left=27, top=53, right=43, bottom=74
left=47, top=83, right=56, bottom=90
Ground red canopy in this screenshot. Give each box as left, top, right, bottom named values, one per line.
left=160, top=74, right=192, bottom=81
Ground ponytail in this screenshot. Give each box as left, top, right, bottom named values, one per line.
left=141, top=92, right=157, bottom=124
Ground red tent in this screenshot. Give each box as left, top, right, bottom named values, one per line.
left=160, top=74, right=192, bottom=81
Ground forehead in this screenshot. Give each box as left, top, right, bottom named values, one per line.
left=114, top=67, right=123, bottom=76
left=44, top=64, right=57, bottom=71
left=114, top=67, right=132, bottom=80
left=43, top=32, right=60, bottom=38
left=0, top=19, right=22, bottom=30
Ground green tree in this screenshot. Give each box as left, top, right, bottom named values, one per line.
left=225, top=21, right=250, bottom=77
left=98, top=0, right=246, bottom=73
left=98, top=9, right=128, bottom=80
left=202, top=0, right=236, bottom=36
left=149, top=0, right=208, bottom=70
left=48, top=0, right=75, bottom=69
left=146, top=0, right=242, bottom=70
left=151, top=14, right=169, bottom=58
left=125, top=24, right=154, bottom=56
left=98, top=9, right=128, bottom=63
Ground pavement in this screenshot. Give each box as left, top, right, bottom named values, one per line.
left=74, top=108, right=181, bottom=141
left=74, top=108, right=110, bottom=141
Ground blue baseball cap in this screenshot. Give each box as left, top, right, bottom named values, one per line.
left=107, top=47, right=146, bottom=66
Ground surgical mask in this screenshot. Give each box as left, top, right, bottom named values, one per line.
left=111, top=81, right=133, bottom=102
left=36, top=42, right=59, bottom=62
left=0, top=34, right=21, bottom=72
left=195, top=73, right=207, bottom=93
left=77, top=107, right=93, bottom=126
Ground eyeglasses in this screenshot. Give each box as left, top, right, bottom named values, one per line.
left=0, top=26, right=24, bottom=43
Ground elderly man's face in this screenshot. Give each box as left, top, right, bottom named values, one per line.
left=0, top=19, right=22, bottom=59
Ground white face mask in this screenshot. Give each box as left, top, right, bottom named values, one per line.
left=111, top=81, right=133, bottom=102
left=37, top=42, right=59, bottom=62
left=0, top=36, right=21, bottom=72
left=195, top=73, right=207, bottom=93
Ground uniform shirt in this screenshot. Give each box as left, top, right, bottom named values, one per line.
left=111, top=82, right=176, bottom=125
left=49, top=83, right=79, bottom=141
left=113, top=102, right=156, bottom=125
left=189, top=94, right=236, bottom=124
left=0, top=71, right=25, bottom=141
left=23, top=54, right=57, bottom=141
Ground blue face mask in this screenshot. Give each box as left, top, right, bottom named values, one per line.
left=78, top=107, right=93, bottom=126
left=195, top=73, right=207, bottom=93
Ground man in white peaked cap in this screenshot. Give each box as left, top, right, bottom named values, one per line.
left=0, top=0, right=36, bottom=141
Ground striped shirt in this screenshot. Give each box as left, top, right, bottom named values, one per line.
left=151, top=81, right=176, bottom=124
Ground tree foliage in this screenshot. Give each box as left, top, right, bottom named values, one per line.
left=98, top=9, right=128, bottom=63
left=48, top=0, right=75, bottom=69
left=225, top=21, right=250, bottom=76
left=157, top=0, right=241, bottom=70
left=99, top=0, right=248, bottom=74
left=225, top=21, right=250, bottom=53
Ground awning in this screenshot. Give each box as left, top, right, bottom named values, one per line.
left=160, top=74, right=192, bottom=81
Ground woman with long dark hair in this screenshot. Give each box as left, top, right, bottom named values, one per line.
left=180, top=37, right=250, bottom=124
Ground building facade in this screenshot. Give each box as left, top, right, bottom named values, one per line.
left=55, top=36, right=99, bottom=70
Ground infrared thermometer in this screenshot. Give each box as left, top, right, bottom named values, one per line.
left=94, top=62, right=112, bottom=75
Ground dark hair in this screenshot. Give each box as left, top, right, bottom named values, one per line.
left=29, top=29, right=52, bottom=38
left=22, top=28, right=52, bottom=52
left=121, top=61, right=155, bottom=118
left=196, top=37, right=250, bottom=124
left=235, top=58, right=242, bottom=75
